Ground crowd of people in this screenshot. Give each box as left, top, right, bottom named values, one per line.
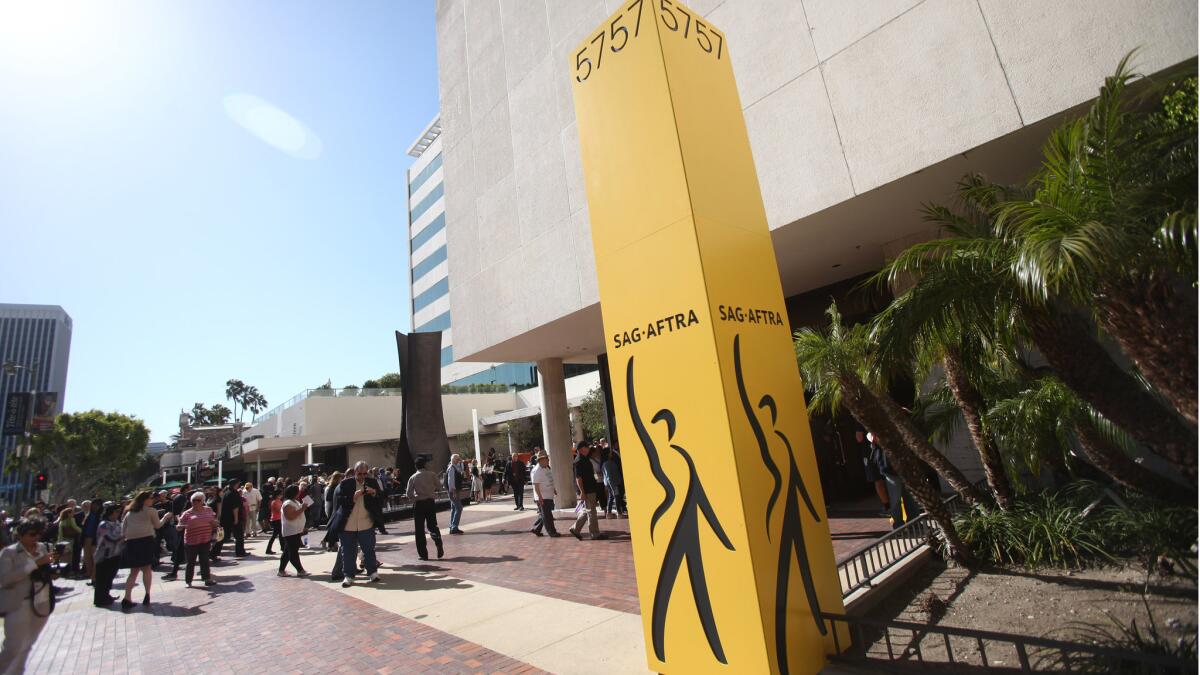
left=0, top=440, right=627, bottom=672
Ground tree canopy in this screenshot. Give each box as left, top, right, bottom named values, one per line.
left=26, top=410, right=150, bottom=503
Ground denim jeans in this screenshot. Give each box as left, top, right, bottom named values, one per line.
left=448, top=497, right=463, bottom=530
left=338, top=528, right=378, bottom=579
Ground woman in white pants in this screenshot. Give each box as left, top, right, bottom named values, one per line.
left=0, top=518, right=55, bottom=674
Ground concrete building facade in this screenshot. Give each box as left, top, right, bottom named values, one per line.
left=432, top=0, right=1197, bottom=496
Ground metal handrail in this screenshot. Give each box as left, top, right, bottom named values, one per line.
left=820, top=611, right=1192, bottom=673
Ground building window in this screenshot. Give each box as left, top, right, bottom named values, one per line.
left=409, top=183, right=444, bottom=221
left=416, top=311, right=451, bottom=333
left=412, top=245, right=448, bottom=282
left=413, top=277, right=450, bottom=313
left=410, top=212, right=445, bottom=252
left=408, top=153, right=443, bottom=194
left=440, top=345, right=454, bottom=367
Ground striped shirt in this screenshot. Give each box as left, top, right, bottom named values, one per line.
left=178, top=506, right=217, bottom=545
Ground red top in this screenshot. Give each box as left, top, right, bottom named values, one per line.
left=178, top=506, right=217, bottom=545
left=269, top=498, right=283, bottom=522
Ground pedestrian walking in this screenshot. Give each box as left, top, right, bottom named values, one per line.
left=570, top=442, right=604, bottom=540
left=529, top=451, right=560, bottom=537
left=509, top=456, right=527, bottom=511
left=93, top=504, right=123, bottom=606
left=405, top=457, right=444, bottom=560
left=121, top=491, right=171, bottom=610
left=277, top=485, right=310, bottom=577
left=445, top=454, right=465, bottom=534
left=327, top=462, right=383, bottom=586
left=0, top=518, right=55, bottom=673
left=265, top=492, right=283, bottom=555
left=602, top=448, right=626, bottom=518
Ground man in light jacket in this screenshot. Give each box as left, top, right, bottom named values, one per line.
left=445, top=454, right=465, bottom=535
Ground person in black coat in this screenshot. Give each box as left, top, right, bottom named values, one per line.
left=324, top=462, right=385, bottom=586
left=213, top=482, right=246, bottom=558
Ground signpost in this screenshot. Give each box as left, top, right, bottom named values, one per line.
left=570, top=2, right=846, bottom=672
left=1, top=393, right=30, bottom=436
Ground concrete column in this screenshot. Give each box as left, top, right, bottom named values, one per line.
left=537, top=358, right=576, bottom=508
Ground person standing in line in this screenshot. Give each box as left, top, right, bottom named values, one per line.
left=323, top=471, right=343, bottom=551
left=265, top=491, right=283, bottom=555
left=177, top=492, right=218, bottom=587
left=602, top=447, right=626, bottom=519
left=328, top=462, right=383, bottom=587
left=121, top=491, right=170, bottom=610
left=162, top=485, right=191, bottom=581
left=214, top=481, right=246, bottom=558
left=92, top=504, right=123, bottom=606
left=569, top=442, right=604, bottom=540
left=508, top=456, right=527, bottom=511
left=528, top=451, right=561, bottom=537
left=80, top=500, right=101, bottom=583
left=0, top=518, right=56, bottom=673
left=277, top=485, right=310, bottom=577
left=242, top=483, right=262, bottom=537
left=405, top=457, right=444, bottom=561
left=54, top=506, right=81, bottom=578
left=258, top=478, right=276, bottom=534
left=445, top=454, right=465, bottom=535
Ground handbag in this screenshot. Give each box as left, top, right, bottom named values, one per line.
left=215, top=526, right=225, bottom=542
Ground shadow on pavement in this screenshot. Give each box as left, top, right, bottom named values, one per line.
left=437, top=555, right=521, bottom=565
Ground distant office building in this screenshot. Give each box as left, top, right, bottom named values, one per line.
left=0, top=304, right=72, bottom=502
left=406, top=116, right=538, bottom=388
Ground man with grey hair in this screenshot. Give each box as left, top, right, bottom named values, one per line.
left=446, top=454, right=465, bottom=535
left=327, top=461, right=384, bottom=587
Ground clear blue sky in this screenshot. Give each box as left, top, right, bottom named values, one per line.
left=0, top=1, right=437, bottom=442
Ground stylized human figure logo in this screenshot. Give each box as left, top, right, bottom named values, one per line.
left=733, top=335, right=826, bottom=675
left=626, top=356, right=735, bottom=665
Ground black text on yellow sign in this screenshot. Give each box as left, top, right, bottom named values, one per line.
left=570, top=1, right=847, bottom=673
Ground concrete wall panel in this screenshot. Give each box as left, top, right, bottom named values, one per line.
left=709, top=0, right=817, bottom=107
left=822, top=0, right=1021, bottom=192
left=978, top=0, right=1199, bottom=124
left=802, top=0, right=923, bottom=61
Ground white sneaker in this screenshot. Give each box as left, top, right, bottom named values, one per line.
left=369, top=572, right=381, bottom=583
left=342, top=577, right=354, bottom=588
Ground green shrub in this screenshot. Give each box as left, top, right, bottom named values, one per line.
left=954, top=481, right=1197, bottom=569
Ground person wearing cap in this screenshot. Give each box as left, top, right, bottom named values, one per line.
left=570, top=442, right=604, bottom=540
left=528, top=450, right=560, bottom=537
left=404, top=457, right=444, bottom=560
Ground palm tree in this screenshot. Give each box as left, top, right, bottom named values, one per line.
left=987, top=378, right=1194, bottom=506
left=882, top=175, right=1197, bottom=483
left=995, top=56, right=1197, bottom=425
left=243, top=387, right=268, bottom=421
left=795, top=303, right=973, bottom=565
left=225, top=379, right=246, bottom=423
left=208, top=404, right=232, bottom=425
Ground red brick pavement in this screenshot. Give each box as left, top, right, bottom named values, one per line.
left=384, top=494, right=891, bottom=616
left=25, top=572, right=546, bottom=675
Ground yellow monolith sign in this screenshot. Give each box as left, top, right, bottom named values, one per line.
left=569, top=1, right=846, bottom=673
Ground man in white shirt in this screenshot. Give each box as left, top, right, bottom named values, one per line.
left=242, top=483, right=262, bottom=536
left=528, top=450, right=561, bottom=537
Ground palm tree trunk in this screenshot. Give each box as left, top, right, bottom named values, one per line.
left=874, top=389, right=985, bottom=507
left=838, top=375, right=973, bottom=566
left=1071, top=417, right=1195, bottom=507
left=1026, top=309, right=1198, bottom=482
left=1097, top=275, right=1197, bottom=426
left=942, top=348, right=1013, bottom=509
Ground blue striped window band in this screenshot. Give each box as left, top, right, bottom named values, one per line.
left=440, top=345, right=454, bottom=367
left=410, top=183, right=444, bottom=221
left=416, top=311, right=451, bottom=333
left=409, top=153, right=443, bottom=194
left=411, top=212, right=445, bottom=252
left=413, top=277, right=450, bottom=313
left=412, top=246, right=447, bottom=282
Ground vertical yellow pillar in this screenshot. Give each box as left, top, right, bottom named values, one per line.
left=570, top=1, right=847, bottom=673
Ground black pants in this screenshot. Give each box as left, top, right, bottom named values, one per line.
left=213, top=521, right=246, bottom=557
left=531, top=499, right=558, bottom=535
left=69, top=534, right=83, bottom=574
left=94, top=556, right=119, bottom=605
left=185, top=543, right=211, bottom=583
left=412, top=499, right=443, bottom=559
left=266, top=520, right=281, bottom=552
left=512, top=482, right=525, bottom=509
left=279, top=533, right=304, bottom=573
left=169, top=536, right=185, bottom=572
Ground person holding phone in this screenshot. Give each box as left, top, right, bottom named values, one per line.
left=0, top=518, right=56, bottom=673
left=327, top=461, right=384, bottom=587
left=277, top=485, right=310, bottom=577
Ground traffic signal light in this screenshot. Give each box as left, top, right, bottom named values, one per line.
left=33, top=472, right=47, bottom=490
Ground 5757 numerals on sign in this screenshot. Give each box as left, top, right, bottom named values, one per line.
left=576, top=0, right=725, bottom=83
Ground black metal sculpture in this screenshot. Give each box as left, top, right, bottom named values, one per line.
left=394, top=331, right=451, bottom=481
